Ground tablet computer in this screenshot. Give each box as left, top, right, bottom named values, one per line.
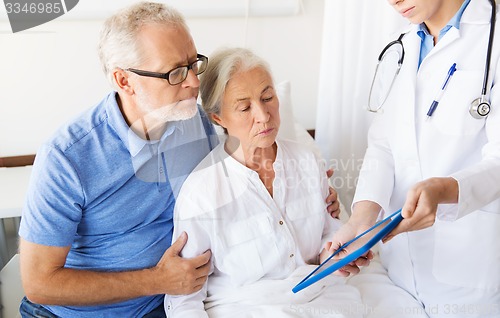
left=292, top=209, right=403, bottom=293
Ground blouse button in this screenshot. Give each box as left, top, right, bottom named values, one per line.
left=279, top=220, right=284, bottom=225
left=289, top=253, right=294, bottom=258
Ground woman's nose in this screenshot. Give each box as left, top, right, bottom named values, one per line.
left=254, top=103, right=270, bottom=122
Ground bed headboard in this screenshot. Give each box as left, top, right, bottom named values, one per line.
left=0, top=155, right=35, bottom=168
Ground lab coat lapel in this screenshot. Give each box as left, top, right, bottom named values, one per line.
left=461, top=0, right=492, bottom=25
left=395, top=29, right=420, bottom=163
left=423, top=28, right=460, bottom=63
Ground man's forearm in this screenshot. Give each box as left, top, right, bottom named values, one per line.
left=25, top=266, right=159, bottom=306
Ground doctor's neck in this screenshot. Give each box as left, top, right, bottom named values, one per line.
left=422, top=0, right=464, bottom=43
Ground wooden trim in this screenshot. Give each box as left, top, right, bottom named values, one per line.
left=0, top=155, right=36, bottom=168
left=307, top=129, right=315, bottom=139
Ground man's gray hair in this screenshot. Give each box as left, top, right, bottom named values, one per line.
left=98, top=1, right=189, bottom=88
left=200, top=47, right=273, bottom=127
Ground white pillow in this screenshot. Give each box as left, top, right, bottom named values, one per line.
left=276, top=81, right=318, bottom=151
left=276, top=80, right=297, bottom=141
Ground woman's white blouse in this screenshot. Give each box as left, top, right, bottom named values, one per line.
left=166, top=139, right=341, bottom=317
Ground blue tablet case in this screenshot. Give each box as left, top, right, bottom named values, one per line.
left=292, top=209, right=403, bottom=293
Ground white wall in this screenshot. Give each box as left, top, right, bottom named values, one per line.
left=0, top=0, right=324, bottom=157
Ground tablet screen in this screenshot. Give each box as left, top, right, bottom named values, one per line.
left=292, top=210, right=403, bottom=293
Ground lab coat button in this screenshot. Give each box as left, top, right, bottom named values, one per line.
left=289, top=253, right=294, bottom=258
left=279, top=220, right=284, bottom=225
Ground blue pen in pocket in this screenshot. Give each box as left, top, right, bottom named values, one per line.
left=427, top=63, right=457, bottom=118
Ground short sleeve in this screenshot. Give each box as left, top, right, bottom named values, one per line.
left=19, top=144, right=84, bottom=247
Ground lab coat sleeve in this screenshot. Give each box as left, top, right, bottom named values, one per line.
left=165, top=196, right=213, bottom=318
left=352, top=114, right=396, bottom=215
left=448, top=60, right=500, bottom=220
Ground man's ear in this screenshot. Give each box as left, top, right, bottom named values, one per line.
left=113, top=68, right=134, bottom=95
left=211, top=113, right=224, bottom=127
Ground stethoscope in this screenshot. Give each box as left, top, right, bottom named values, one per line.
left=368, top=0, right=496, bottom=119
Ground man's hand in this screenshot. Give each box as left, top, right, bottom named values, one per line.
left=326, top=169, right=341, bottom=218
left=383, top=177, right=458, bottom=243
left=154, top=232, right=211, bottom=295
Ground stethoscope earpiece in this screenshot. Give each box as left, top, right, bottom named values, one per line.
left=470, top=97, right=491, bottom=119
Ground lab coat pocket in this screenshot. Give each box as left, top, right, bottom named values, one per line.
left=431, top=70, right=486, bottom=136
left=219, top=214, right=275, bottom=286
left=433, top=211, right=500, bottom=291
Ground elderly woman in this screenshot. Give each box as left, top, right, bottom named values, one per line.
left=165, top=48, right=363, bottom=318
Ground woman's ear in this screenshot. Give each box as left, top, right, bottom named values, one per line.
left=211, top=113, right=224, bottom=127
left=113, top=68, right=134, bottom=95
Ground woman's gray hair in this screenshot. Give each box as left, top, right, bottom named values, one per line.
left=200, top=47, right=273, bottom=126
left=97, top=1, right=189, bottom=88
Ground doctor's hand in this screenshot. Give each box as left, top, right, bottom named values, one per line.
left=324, top=222, right=374, bottom=277
left=154, top=231, right=211, bottom=295
left=326, top=169, right=341, bottom=219
left=383, top=177, right=459, bottom=243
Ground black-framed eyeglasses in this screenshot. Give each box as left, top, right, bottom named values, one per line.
left=126, top=54, right=208, bottom=85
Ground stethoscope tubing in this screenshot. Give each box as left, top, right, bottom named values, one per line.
left=482, top=0, right=496, bottom=97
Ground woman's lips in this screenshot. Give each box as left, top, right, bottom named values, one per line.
left=400, top=6, right=415, bottom=17
left=258, top=128, right=274, bottom=135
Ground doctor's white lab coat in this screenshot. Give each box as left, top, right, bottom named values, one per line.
left=353, top=0, right=500, bottom=314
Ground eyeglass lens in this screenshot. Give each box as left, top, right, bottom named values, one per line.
left=169, top=58, right=207, bottom=85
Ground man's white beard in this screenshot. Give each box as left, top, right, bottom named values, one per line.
left=164, top=97, right=198, bottom=122
left=138, top=93, right=198, bottom=124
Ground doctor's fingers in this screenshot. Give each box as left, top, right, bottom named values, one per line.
left=402, top=187, right=422, bottom=219
left=383, top=213, right=435, bottom=243
left=402, top=178, right=440, bottom=218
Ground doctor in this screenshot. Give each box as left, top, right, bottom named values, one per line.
left=332, top=0, right=500, bottom=317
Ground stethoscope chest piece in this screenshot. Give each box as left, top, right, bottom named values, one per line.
left=470, top=97, right=491, bottom=119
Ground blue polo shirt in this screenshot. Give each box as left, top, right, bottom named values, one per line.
left=19, top=92, right=217, bottom=317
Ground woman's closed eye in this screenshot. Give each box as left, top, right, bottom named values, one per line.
left=239, top=104, right=251, bottom=112
left=262, top=95, right=274, bottom=103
